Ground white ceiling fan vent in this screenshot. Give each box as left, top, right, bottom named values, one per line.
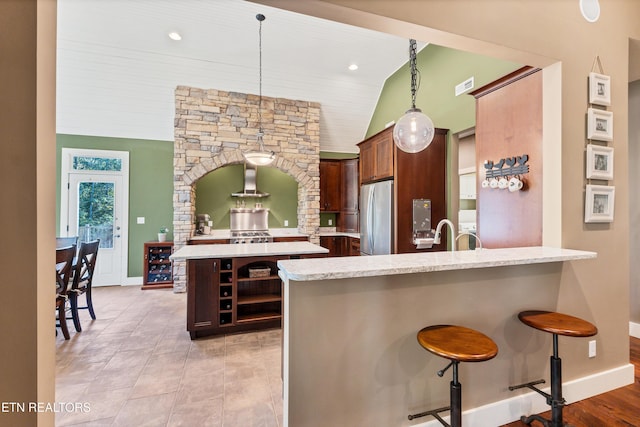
left=455, top=77, right=475, bottom=96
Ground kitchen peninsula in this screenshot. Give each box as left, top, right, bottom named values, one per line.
left=171, top=241, right=327, bottom=338
left=276, top=247, right=609, bottom=427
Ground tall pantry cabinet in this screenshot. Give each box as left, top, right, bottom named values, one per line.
left=358, top=125, right=448, bottom=253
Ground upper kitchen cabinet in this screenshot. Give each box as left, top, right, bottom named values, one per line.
left=339, top=159, right=359, bottom=232
left=319, top=160, right=341, bottom=212
left=358, top=129, right=394, bottom=184
left=319, top=158, right=359, bottom=232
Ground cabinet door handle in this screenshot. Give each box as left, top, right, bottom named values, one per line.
left=213, top=261, right=217, bottom=272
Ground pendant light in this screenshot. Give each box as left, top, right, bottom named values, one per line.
left=393, top=39, right=435, bottom=153
left=244, top=14, right=276, bottom=166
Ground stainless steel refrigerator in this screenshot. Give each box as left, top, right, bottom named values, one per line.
left=360, top=180, right=394, bottom=255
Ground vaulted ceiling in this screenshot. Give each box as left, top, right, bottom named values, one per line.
left=56, top=0, right=421, bottom=153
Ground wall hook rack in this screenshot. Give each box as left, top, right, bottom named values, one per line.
left=484, top=154, right=529, bottom=178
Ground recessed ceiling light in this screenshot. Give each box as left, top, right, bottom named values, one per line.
left=348, top=64, right=358, bottom=71
left=168, top=31, right=182, bottom=41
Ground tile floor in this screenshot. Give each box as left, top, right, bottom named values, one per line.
left=55, top=285, right=283, bottom=426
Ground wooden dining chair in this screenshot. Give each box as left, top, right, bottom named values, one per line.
left=69, top=239, right=100, bottom=332
left=56, top=245, right=76, bottom=340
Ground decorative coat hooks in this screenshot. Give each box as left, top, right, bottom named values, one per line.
left=481, top=154, right=529, bottom=192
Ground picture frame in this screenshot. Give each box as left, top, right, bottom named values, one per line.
left=586, top=144, right=614, bottom=180
left=588, top=72, right=611, bottom=106
left=587, top=108, right=613, bottom=141
left=584, top=184, right=615, bottom=223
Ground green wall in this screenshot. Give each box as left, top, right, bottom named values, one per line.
left=195, top=164, right=299, bottom=229
left=57, top=134, right=173, bottom=278
left=367, top=44, right=520, bottom=137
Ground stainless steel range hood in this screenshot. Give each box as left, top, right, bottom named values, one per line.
left=231, top=163, right=270, bottom=198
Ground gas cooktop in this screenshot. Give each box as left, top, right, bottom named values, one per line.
left=230, top=230, right=273, bottom=243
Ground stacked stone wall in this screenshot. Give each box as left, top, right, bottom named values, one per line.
left=173, top=86, right=321, bottom=292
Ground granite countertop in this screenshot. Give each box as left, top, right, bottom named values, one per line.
left=171, top=241, right=328, bottom=260
left=318, top=230, right=360, bottom=239
left=188, top=227, right=359, bottom=240
left=189, top=228, right=309, bottom=241
left=277, top=246, right=596, bottom=281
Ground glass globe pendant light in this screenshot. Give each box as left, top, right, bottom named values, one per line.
left=244, top=14, right=276, bottom=166
left=393, top=39, right=435, bottom=153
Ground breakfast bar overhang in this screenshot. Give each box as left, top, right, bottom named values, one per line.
left=277, top=247, right=634, bottom=427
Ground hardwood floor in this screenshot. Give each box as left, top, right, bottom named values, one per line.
left=502, top=337, right=640, bottom=427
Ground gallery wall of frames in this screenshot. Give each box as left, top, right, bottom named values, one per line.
left=584, top=57, right=615, bottom=223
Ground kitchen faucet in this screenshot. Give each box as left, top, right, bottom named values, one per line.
left=434, top=219, right=456, bottom=251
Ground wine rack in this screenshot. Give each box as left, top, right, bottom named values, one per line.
left=219, top=258, right=233, bottom=326
left=142, top=241, right=174, bottom=289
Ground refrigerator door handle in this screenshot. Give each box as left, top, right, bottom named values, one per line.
left=368, top=184, right=375, bottom=252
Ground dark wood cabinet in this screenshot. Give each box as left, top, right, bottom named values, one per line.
left=320, top=158, right=359, bottom=232
left=142, top=241, right=174, bottom=289
left=357, top=125, right=449, bottom=254
left=348, top=237, right=361, bottom=256
left=320, top=236, right=342, bottom=257
left=358, top=129, right=394, bottom=184
left=188, top=238, right=229, bottom=245
left=272, top=236, right=309, bottom=242
left=320, top=235, right=360, bottom=257
left=338, top=211, right=359, bottom=233
left=340, top=159, right=359, bottom=211
left=186, top=258, right=220, bottom=337
left=338, top=159, right=359, bottom=232
left=319, top=160, right=341, bottom=212
left=394, top=128, right=448, bottom=253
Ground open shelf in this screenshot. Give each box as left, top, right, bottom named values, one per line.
left=237, top=274, right=280, bottom=282
left=236, top=312, right=281, bottom=323
left=237, top=294, right=281, bottom=305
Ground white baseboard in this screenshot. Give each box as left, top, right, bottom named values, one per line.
left=630, top=322, right=640, bottom=339
left=411, top=363, right=635, bottom=427
left=122, top=276, right=143, bottom=286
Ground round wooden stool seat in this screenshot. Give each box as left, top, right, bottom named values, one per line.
left=518, top=310, right=597, bottom=337
left=417, top=325, right=498, bottom=362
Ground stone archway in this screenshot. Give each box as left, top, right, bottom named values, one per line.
left=172, top=86, right=320, bottom=292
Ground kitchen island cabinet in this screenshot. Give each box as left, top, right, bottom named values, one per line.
left=276, top=247, right=611, bottom=427
left=171, top=242, right=328, bottom=339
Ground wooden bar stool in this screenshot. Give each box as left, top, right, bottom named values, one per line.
left=408, top=325, right=498, bottom=427
left=509, top=310, right=597, bottom=427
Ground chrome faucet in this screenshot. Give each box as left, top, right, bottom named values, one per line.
left=434, top=219, right=456, bottom=251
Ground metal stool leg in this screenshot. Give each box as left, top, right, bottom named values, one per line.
left=514, top=333, right=568, bottom=427
left=450, top=361, right=461, bottom=427
left=549, top=334, right=565, bottom=427
left=408, top=360, right=460, bottom=427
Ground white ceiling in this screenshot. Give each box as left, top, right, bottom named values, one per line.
left=56, top=0, right=419, bottom=153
